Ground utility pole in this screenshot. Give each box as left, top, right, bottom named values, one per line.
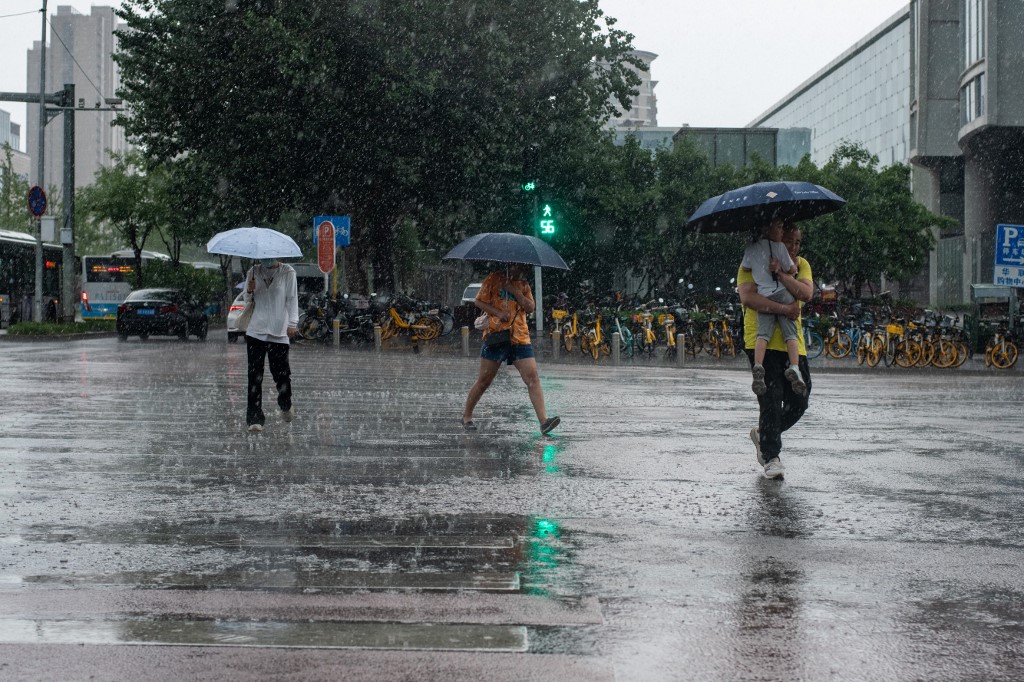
left=61, top=83, right=75, bottom=322
left=34, top=0, right=48, bottom=322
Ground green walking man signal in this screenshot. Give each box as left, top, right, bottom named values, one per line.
left=540, top=203, right=556, bottom=235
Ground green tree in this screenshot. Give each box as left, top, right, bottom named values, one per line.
left=77, top=151, right=163, bottom=287
left=802, top=143, right=947, bottom=298
left=114, top=0, right=641, bottom=292
left=0, top=144, right=30, bottom=233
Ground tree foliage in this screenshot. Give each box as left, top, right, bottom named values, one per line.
left=76, top=151, right=162, bottom=287
left=0, top=144, right=31, bottom=233
left=114, top=0, right=641, bottom=292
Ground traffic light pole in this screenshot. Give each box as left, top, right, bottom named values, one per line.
left=532, top=192, right=543, bottom=338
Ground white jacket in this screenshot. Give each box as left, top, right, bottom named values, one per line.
left=243, top=263, right=299, bottom=343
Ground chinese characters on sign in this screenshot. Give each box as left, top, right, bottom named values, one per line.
left=993, top=224, right=1024, bottom=286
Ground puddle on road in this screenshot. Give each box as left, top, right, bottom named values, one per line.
left=0, top=618, right=528, bottom=651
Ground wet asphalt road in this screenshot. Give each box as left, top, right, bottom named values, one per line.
left=0, top=335, right=1022, bottom=680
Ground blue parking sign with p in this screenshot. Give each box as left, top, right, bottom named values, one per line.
left=313, top=215, right=351, bottom=247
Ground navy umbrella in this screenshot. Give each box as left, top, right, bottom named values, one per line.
left=442, top=232, right=569, bottom=270
left=685, top=181, right=846, bottom=234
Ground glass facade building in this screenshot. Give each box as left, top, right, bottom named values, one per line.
left=747, top=9, right=911, bottom=168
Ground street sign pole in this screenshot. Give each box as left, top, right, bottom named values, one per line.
left=34, top=0, right=48, bottom=323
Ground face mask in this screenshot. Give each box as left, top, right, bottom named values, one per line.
left=260, top=258, right=276, bottom=268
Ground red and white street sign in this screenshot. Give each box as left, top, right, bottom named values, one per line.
left=317, top=220, right=336, bottom=274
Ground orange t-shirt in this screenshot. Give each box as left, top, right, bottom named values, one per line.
left=476, top=272, right=533, bottom=346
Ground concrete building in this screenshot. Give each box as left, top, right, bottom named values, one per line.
left=909, top=0, right=1024, bottom=306
left=673, top=126, right=812, bottom=169
left=748, top=8, right=912, bottom=168
left=0, top=109, right=30, bottom=183
left=608, top=50, right=660, bottom=128
left=26, top=5, right=129, bottom=192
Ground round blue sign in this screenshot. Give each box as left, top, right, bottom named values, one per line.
left=28, top=186, right=47, bottom=217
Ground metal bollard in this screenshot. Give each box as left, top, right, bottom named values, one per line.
left=552, top=331, right=561, bottom=360
left=461, top=326, right=470, bottom=356
left=373, top=324, right=382, bottom=352
left=612, top=332, right=620, bottom=365
left=676, top=334, right=685, bottom=366
left=333, top=318, right=340, bottom=346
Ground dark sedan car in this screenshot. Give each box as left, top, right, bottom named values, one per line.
left=117, top=288, right=209, bottom=341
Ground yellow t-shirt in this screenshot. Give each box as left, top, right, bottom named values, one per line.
left=738, top=256, right=813, bottom=354
left=476, top=272, right=534, bottom=346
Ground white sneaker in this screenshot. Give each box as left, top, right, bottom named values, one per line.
left=785, top=366, right=807, bottom=396
left=751, top=364, right=767, bottom=395
left=750, top=427, right=764, bottom=467
left=282, top=407, right=295, bottom=423
left=247, top=423, right=263, bottom=433
left=763, top=458, right=785, bottom=479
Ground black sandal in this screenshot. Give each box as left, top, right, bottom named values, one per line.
left=462, top=419, right=478, bottom=432
left=540, top=416, right=560, bottom=435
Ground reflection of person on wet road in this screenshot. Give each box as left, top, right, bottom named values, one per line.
left=244, top=258, right=299, bottom=433
left=737, top=224, right=813, bottom=478
left=462, top=264, right=560, bottom=435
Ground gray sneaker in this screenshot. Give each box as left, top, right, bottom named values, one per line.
left=750, top=427, right=764, bottom=467
left=751, top=364, right=767, bottom=396
left=763, top=457, right=785, bottom=479
left=282, top=407, right=295, bottom=423
left=247, top=423, right=263, bottom=433
left=784, top=366, right=807, bottom=396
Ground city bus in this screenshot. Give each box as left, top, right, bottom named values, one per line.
left=80, top=249, right=170, bottom=319
left=0, top=229, right=63, bottom=327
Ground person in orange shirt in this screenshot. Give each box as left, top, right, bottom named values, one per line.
left=461, top=263, right=560, bottom=435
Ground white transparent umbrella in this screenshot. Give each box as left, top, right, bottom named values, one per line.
left=206, top=226, right=302, bottom=259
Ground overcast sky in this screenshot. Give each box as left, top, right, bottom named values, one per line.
left=1, top=0, right=908, bottom=147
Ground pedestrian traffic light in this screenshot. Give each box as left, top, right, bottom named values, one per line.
left=522, top=143, right=540, bottom=192
left=539, top=203, right=556, bottom=236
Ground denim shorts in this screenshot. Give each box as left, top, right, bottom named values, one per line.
left=480, top=342, right=535, bottom=365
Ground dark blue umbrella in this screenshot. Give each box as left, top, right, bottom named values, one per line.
left=443, top=232, right=569, bottom=270
left=685, top=181, right=846, bottom=234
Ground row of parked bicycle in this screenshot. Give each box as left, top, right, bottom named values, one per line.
left=547, top=297, right=1019, bottom=370
left=296, top=291, right=1018, bottom=370
left=297, top=293, right=455, bottom=346
left=818, top=308, right=1019, bottom=369
left=547, top=297, right=745, bottom=362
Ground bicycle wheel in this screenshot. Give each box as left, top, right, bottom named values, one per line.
left=702, top=331, right=720, bottom=358
left=882, top=337, right=897, bottom=367
left=856, top=336, right=870, bottom=366
left=866, top=337, right=884, bottom=367
left=894, top=339, right=922, bottom=368
left=563, top=330, right=574, bottom=353
left=805, top=330, right=824, bottom=359
left=380, top=318, right=399, bottom=341
left=684, top=333, right=701, bottom=358
left=589, top=332, right=600, bottom=361
left=915, top=339, right=935, bottom=367
left=953, top=341, right=970, bottom=368
left=828, top=332, right=853, bottom=358
left=720, top=335, right=736, bottom=358
left=931, top=340, right=957, bottom=368
left=418, top=317, right=443, bottom=340
left=991, top=341, right=1019, bottom=369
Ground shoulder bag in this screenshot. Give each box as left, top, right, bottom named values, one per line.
left=235, top=271, right=256, bottom=331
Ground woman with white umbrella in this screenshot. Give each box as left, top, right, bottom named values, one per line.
left=208, top=227, right=301, bottom=433
left=242, top=257, right=299, bottom=432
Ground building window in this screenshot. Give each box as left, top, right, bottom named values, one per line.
left=964, top=0, right=984, bottom=68
left=960, top=73, right=986, bottom=126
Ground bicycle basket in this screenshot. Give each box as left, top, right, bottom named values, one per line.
left=552, top=309, right=568, bottom=320
left=886, top=323, right=904, bottom=335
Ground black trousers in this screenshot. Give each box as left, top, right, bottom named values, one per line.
left=246, top=335, right=292, bottom=426
left=745, top=349, right=811, bottom=461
